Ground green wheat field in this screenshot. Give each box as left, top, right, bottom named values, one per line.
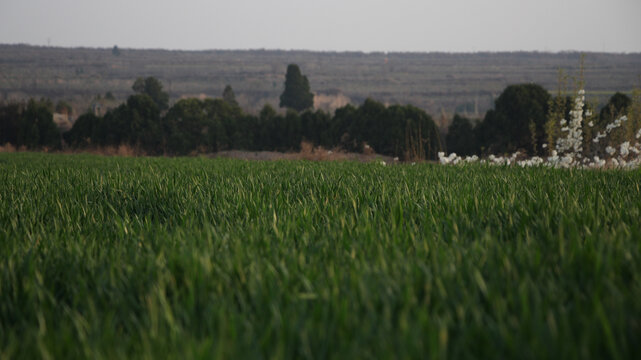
left=1, top=153, right=640, bottom=359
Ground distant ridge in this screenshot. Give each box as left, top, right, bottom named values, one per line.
left=2, top=44, right=640, bottom=123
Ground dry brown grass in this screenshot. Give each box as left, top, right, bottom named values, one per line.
left=61, top=144, right=146, bottom=157
left=3, top=141, right=396, bottom=163
left=292, top=141, right=352, bottom=161
left=362, top=142, right=375, bottom=156
left=0, top=143, right=17, bottom=153
left=212, top=141, right=394, bottom=163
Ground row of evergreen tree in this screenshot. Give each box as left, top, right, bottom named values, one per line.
left=0, top=99, right=62, bottom=150
left=1, top=63, right=634, bottom=159
left=0, top=70, right=443, bottom=160
left=62, top=95, right=442, bottom=159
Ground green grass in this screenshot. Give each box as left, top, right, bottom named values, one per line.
left=1, top=153, right=640, bottom=359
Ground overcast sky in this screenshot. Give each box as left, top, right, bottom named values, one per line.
left=1, top=0, right=640, bottom=53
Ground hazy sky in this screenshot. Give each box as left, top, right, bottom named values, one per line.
left=1, top=0, right=640, bottom=52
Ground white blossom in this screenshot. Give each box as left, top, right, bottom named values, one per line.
left=435, top=88, right=641, bottom=170
left=593, top=132, right=606, bottom=143
left=555, top=90, right=585, bottom=159
left=517, top=156, right=544, bottom=167
left=439, top=152, right=462, bottom=165
left=592, top=156, right=606, bottom=168
left=620, top=142, right=630, bottom=157
left=464, top=155, right=479, bottom=163
left=559, top=155, right=574, bottom=168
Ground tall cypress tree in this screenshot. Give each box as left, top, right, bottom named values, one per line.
left=279, top=64, right=314, bottom=112
left=222, top=85, right=239, bottom=107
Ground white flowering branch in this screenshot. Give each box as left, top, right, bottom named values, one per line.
left=439, top=89, right=641, bottom=169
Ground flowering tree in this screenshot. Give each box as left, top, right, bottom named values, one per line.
left=439, top=88, right=641, bottom=169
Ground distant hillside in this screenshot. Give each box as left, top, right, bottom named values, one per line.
left=1, top=44, right=640, bottom=125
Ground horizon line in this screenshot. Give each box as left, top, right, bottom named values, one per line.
left=2, top=42, right=641, bottom=56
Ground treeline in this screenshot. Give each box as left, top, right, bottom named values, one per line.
left=446, top=83, right=639, bottom=157
left=62, top=96, right=441, bottom=159
left=0, top=99, right=62, bottom=150
left=0, top=75, right=442, bottom=160
left=3, top=65, right=636, bottom=160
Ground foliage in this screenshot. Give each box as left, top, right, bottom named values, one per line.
left=330, top=104, right=358, bottom=150
left=545, top=95, right=572, bottom=155
left=627, top=89, right=641, bottom=143
left=203, top=98, right=244, bottom=151
left=222, top=85, right=238, bottom=108
left=1, top=153, right=640, bottom=359
left=65, top=80, right=442, bottom=159
left=163, top=98, right=211, bottom=154
left=476, top=84, right=551, bottom=155
left=55, top=100, right=72, bottom=115
left=446, top=114, right=477, bottom=156
left=121, top=94, right=163, bottom=150
left=89, top=94, right=162, bottom=152
left=62, top=113, right=102, bottom=148
left=15, top=99, right=61, bottom=149
left=162, top=98, right=245, bottom=154
left=440, top=86, right=641, bottom=169
left=597, top=92, right=632, bottom=147
left=300, top=109, right=332, bottom=147
left=0, top=102, right=22, bottom=146
left=132, top=76, right=169, bottom=110
left=330, top=99, right=442, bottom=160
left=279, top=64, right=314, bottom=112
left=598, top=92, right=631, bottom=127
